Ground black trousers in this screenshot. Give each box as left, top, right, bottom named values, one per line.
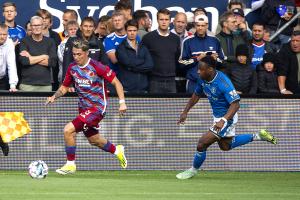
left=0, top=76, right=9, bottom=90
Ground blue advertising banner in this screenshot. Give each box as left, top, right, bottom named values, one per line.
left=0, top=95, right=299, bottom=171
left=0, top=0, right=252, bottom=33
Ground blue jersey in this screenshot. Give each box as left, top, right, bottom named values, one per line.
left=195, top=71, right=240, bottom=118
left=8, top=24, right=26, bottom=42
left=103, top=32, right=127, bottom=73
left=251, top=43, right=265, bottom=70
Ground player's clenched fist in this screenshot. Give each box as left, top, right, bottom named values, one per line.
left=177, top=112, right=187, bottom=125
left=119, top=102, right=127, bottom=116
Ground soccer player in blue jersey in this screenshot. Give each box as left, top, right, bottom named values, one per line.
left=46, top=38, right=127, bottom=175
left=176, top=55, right=277, bottom=180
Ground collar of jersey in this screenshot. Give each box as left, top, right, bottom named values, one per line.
left=78, top=58, right=91, bottom=68
left=205, top=71, right=218, bottom=84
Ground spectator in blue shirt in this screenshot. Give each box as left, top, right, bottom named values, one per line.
left=103, top=12, right=127, bottom=75
left=2, top=2, right=26, bottom=44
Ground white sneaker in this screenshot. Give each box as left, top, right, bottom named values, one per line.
left=176, top=167, right=198, bottom=180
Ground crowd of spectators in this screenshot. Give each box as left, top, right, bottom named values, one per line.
left=1, top=0, right=300, bottom=95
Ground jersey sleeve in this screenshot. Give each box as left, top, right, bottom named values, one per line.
left=222, top=76, right=240, bottom=104
left=62, top=64, right=74, bottom=87
left=94, top=61, right=116, bottom=83
left=103, top=37, right=115, bottom=53
left=194, top=79, right=203, bottom=96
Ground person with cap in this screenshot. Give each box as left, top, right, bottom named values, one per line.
left=179, top=14, right=224, bottom=93
left=225, top=43, right=257, bottom=94
left=257, top=52, right=280, bottom=94
left=188, top=7, right=214, bottom=36
left=232, top=8, right=251, bottom=39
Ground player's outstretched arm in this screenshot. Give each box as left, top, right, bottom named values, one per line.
left=111, top=77, right=127, bottom=116
left=45, top=85, right=69, bottom=105
left=177, top=93, right=200, bottom=125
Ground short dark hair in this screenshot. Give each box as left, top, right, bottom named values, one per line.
left=125, top=19, right=138, bottom=30
left=81, top=16, right=95, bottom=27
left=199, top=56, right=217, bottom=69
left=193, top=7, right=208, bottom=16
left=157, top=8, right=170, bottom=19
left=63, top=9, right=78, bottom=21
left=292, top=30, right=300, bottom=36
left=133, top=10, right=147, bottom=22
left=114, top=0, right=132, bottom=11
left=252, top=21, right=265, bottom=29
left=228, top=0, right=244, bottom=10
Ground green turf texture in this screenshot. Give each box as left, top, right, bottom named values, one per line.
left=0, top=170, right=299, bottom=200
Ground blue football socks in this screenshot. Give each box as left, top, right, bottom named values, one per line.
left=193, top=151, right=207, bottom=169
left=230, top=134, right=253, bottom=149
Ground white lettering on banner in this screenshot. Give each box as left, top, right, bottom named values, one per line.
left=40, top=0, right=221, bottom=33
left=40, top=0, right=64, bottom=32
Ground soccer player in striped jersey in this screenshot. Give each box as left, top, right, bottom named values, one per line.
left=46, top=38, right=127, bottom=175
left=176, top=55, right=277, bottom=180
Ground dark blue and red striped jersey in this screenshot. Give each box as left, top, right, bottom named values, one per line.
left=63, top=58, right=116, bottom=114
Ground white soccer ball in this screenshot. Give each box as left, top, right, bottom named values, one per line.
left=28, top=160, right=48, bottom=179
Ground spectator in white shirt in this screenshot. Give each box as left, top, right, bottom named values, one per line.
left=0, top=23, right=18, bottom=91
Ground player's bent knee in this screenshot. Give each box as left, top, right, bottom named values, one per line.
left=196, top=143, right=207, bottom=152
left=88, top=140, right=98, bottom=146
left=219, top=144, right=231, bottom=151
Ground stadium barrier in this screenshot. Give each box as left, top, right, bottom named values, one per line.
left=0, top=92, right=299, bottom=171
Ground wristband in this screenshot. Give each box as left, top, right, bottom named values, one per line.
left=280, top=88, right=287, bottom=93
left=119, top=99, right=125, bottom=104
left=221, top=117, right=227, bottom=123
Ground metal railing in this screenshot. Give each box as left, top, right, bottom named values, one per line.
left=270, top=11, right=300, bottom=42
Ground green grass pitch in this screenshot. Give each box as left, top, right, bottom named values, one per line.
left=0, top=170, right=299, bottom=200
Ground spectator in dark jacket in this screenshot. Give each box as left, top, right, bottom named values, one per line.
left=261, top=0, right=297, bottom=49
left=216, top=11, right=248, bottom=64
left=62, top=17, right=108, bottom=80
left=277, top=31, right=300, bottom=94
left=116, top=20, right=153, bottom=93
left=257, top=53, right=280, bottom=94
left=225, top=44, right=257, bottom=94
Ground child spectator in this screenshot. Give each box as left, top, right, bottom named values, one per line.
left=225, top=44, right=257, bottom=94
left=257, top=53, right=280, bottom=94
